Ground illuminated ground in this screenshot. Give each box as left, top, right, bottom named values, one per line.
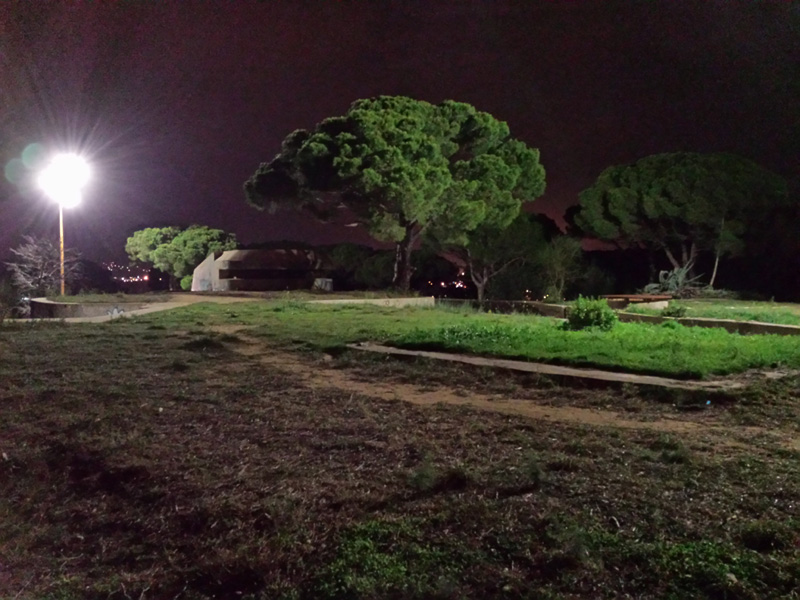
left=1, top=307, right=798, bottom=598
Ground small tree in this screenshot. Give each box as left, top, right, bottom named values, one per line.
left=536, top=236, right=582, bottom=302
left=6, top=235, right=80, bottom=296
left=442, top=213, right=555, bottom=303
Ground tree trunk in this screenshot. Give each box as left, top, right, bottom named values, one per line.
left=469, top=265, right=489, bottom=304
left=709, top=218, right=725, bottom=288
left=664, top=244, right=698, bottom=271
left=554, top=273, right=565, bottom=301
left=392, top=228, right=416, bottom=291
left=709, top=250, right=721, bottom=288
left=475, top=281, right=486, bottom=304
left=664, top=247, right=681, bottom=270
left=687, top=242, right=698, bottom=277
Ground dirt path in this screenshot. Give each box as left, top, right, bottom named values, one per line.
left=212, top=327, right=798, bottom=452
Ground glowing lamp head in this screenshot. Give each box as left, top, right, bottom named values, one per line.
left=38, top=153, right=90, bottom=208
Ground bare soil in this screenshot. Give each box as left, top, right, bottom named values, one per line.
left=215, top=326, right=799, bottom=453
left=1, top=321, right=797, bottom=599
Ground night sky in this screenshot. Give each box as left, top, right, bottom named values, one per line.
left=1, top=1, right=798, bottom=262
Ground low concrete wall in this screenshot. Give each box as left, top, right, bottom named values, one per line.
left=618, top=312, right=800, bottom=336
left=310, top=297, right=435, bottom=308
left=30, top=298, right=150, bottom=319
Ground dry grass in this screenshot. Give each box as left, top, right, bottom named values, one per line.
left=0, top=317, right=798, bottom=599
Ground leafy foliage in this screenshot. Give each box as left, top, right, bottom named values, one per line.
left=126, top=225, right=237, bottom=285
left=573, top=152, right=788, bottom=277
left=5, top=235, right=80, bottom=296
left=151, top=226, right=237, bottom=279
left=450, top=212, right=557, bottom=302
left=643, top=264, right=705, bottom=298
left=245, top=95, right=546, bottom=290
left=661, top=304, right=688, bottom=318
left=537, top=236, right=583, bottom=301
left=124, top=227, right=181, bottom=265
left=325, top=243, right=396, bottom=290
left=564, top=296, right=618, bottom=331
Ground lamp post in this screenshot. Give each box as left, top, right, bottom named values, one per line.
left=37, top=154, right=90, bottom=295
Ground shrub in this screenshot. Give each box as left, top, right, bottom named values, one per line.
left=661, top=304, right=687, bottom=318
left=564, top=296, right=617, bottom=331
left=408, top=457, right=437, bottom=492
left=643, top=263, right=704, bottom=298
left=180, top=275, right=193, bottom=291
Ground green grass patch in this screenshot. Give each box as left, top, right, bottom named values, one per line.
left=313, top=518, right=471, bottom=598
left=391, top=317, right=800, bottom=379
left=136, top=302, right=493, bottom=350
left=627, top=299, right=800, bottom=326
left=587, top=532, right=800, bottom=599
left=133, top=302, right=800, bottom=378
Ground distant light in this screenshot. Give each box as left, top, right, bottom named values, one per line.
left=38, top=153, right=91, bottom=208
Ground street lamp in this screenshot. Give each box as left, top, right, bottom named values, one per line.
left=37, top=154, right=91, bottom=296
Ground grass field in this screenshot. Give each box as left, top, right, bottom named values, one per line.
left=2, top=302, right=799, bottom=598
left=627, top=298, right=800, bottom=326
left=134, top=301, right=800, bottom=379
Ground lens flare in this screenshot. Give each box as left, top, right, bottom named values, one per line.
left=4, top=158, right=25, bottom=184
left=21, top=143, right=46, bottom=169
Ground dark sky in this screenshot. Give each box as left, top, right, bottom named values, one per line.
left=1, top=0, right=798, bottom=262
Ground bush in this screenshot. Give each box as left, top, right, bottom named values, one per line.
left=564, top=296, right=617, bottom=331
left=661, top=304, right=687, bottom=318
left=643, top=264, right=704, bottom=298
left=180, top=275, right=193, bottom=291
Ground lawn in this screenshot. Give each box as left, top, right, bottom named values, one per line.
left=1, top=314, right=798, bottom=599
left=134, top=301, right=800, bottom=379
left=627, top=298, right=800, bottom=327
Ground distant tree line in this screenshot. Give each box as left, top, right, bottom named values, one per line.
left=4, top=94, right=795, bottom=304
left=244, top=94, right=794, bottom=300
